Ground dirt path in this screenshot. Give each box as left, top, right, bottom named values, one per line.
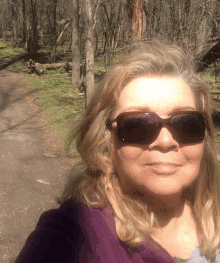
left=0, top=70, right=73, bottom=262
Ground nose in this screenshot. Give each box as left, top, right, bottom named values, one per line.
left=148, top=126, right=179, bottom=151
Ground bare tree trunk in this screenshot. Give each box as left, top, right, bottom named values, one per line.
left=12, top=0, right=18, bottom=47
left=84, top=0, right=94, bottom=106
left=28, top=0, right=38, bottom=55
left=22, top=0, right=27, bottom=47
left=50, top=0, right=58, bottom=61
left=72, top=0, right=81, bottom=88
left=130, top=0, right=143, bottom=40
left=93, top=0, right=101, bottom=31
left=53, top=0, right=58, bottom=42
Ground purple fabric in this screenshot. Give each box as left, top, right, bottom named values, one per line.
left=15, top=199, right=175, bottom=263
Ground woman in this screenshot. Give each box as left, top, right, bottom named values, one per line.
left=15, top=41, right=220, bottom=263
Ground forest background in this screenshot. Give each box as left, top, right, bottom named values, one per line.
left=1, top=0, right=220, bottom=155
left=1, top=0, right=220, bottom=91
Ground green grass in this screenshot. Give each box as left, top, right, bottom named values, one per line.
left=201, top=63, right=220, bottom=91
left=10, top=60, right=27, bottom=72
left=24, top=68, right=85, bottom=156
left=94, top=48, right=126, bottom=72
left=0, top=40, right=25, bottom=60
left=0, top=41, right=8, bottom=48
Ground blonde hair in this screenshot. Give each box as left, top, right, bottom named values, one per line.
left=62, top=40, right=220, bottom=259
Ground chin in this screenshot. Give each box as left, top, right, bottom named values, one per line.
left=138, top=180, right=187, bottom=196
left=147, top=184, right=191, bottom=199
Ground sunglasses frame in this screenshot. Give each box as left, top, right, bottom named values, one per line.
left=106, top=110, right=205, bottom=144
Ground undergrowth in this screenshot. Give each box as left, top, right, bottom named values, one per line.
left=201, top=61, right=220, bottom=91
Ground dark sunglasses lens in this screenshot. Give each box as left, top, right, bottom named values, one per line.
left=171, top=113, right=205, bottom=143
left=118, top=114, right=160, bottom=144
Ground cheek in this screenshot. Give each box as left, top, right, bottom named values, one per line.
left=115, top=146, right=143, bottom=161
left=183, top=143, right=204, bottom=167
left=113, top=145, right=143, bottom=173
left=112, top=136, right=144, bottom=164
left=113, top=143, right=145, bottom=188
left=177, top=144, right=204, bottom=191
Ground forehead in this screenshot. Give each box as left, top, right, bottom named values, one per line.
left=116, top=77, right=196, bottom=116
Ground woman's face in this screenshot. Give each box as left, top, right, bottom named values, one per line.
left=112, top=77, right=204, bottom=198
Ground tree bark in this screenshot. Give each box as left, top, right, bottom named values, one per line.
left=72, top=0, right=81, bottom=88
left=84, top=0, right=95, bottom=106
left=12, top=0, right=18, bottom=47
left=51, top=0, right=58, bottom=60
left=53, top=0, right=58, bottom=41
left=22, top=0, right=27, bottom=47
left=130, top=0, right=143, bottom=40
left=28, top=0, right=38, bottom=55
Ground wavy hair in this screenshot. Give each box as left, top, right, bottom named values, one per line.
left=61, top=40, right=220, bottom=260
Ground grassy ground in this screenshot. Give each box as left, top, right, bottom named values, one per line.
left=201, top=62, right=220, bottom=92
left=201, top=63, right=220, bottom=145
left=26, top=69, right=85, bottom=156
left=10, top=59, right=86, bottom=156
left=0, top=41, right=25, bottom=60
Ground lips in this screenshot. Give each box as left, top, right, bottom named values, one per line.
left=147, top=162, right=182, bottom=166
left=147, top=162, right=182, bottom=175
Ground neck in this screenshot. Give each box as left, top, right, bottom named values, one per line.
left=132, top=189, right=190, bottom=229
left=130, top=190, right=199, bottom=248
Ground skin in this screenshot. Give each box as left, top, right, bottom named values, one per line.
left=112, top=77, right=204, bottom=258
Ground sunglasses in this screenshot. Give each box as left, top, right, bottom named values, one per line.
left=106, top=111, right=205, bottom=144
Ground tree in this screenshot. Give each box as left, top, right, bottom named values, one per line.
left=84, top=0, right=94, bottom=106
left=31, top=0, right=38, bottom=53
left=1, top=0, right=220, bottom=71
left=11, top=0, right=18, bottom=47
left=21, top=0, right=27, bottom=47
left=46, top=0, right=58, bottom=61
left=129, top=0, right=143, bottom=40
left=72, top=0, right=81, bottom=88
left=98, top=1, right=125, bottom=67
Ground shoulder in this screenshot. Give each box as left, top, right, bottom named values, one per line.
left=15, top=199, right=123, bottom=263
left=15, top=199, right=175, bottom=263
left=37, top=198, right=117, bottom=240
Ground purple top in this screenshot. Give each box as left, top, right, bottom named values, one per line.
left=15, top=199, right=175, bottom=263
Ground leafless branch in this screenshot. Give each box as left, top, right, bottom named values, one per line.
left=93, top=0, right=101, bottom=30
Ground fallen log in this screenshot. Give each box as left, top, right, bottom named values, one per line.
left=195, top=41, right=220, bottom=72
left=42, top=62, right=72, bottom=70
left=27, top=59, right=45, bottom=75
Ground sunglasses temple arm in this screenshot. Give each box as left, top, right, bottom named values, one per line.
left=106, top=119, right=115, bottom=130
